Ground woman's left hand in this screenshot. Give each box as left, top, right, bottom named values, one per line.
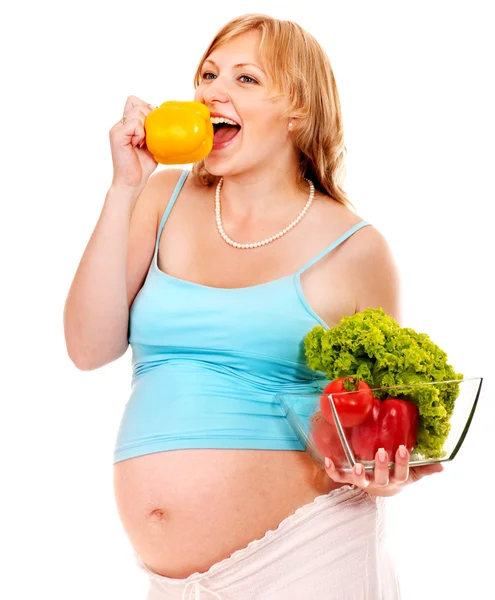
left=324, top=446, right=444, bottom=497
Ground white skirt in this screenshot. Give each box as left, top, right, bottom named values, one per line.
left=135, top=484, right=401, bottom=600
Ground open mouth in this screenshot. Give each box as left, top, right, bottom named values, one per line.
left=211, top=116, right=241, bottom=147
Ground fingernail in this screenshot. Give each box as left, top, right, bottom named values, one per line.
left=398, top=445, right=408, bottom=459
left=378, top=448, right=387, bottom=463
left=325, top=457, right=331, bottom=469
left=148, top=104, right=156, bottom=110
left=355, top=463, right=363, bottom=476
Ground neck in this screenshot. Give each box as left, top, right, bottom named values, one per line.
left=217, top=167, right=309, bottom=222
left=215, top=175, right=315, bottom=249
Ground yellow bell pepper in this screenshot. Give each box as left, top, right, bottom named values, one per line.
left=144, top=101, right=213, bottom=164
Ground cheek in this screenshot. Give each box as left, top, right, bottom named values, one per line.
left=248, top=114, right=284, bottom=145
left=243, top=101, right=286, bottom=143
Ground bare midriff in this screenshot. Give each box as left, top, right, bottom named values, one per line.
left=113, top=448, right=344, bottom=579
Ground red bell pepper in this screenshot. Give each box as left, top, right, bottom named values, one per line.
left=320, top=377, right=374, bottom=428
left=349, top=397, right=381, bottom=460
left=351, top=397, right=418, bottom=461
left=309, top=412, right=352, bottom=466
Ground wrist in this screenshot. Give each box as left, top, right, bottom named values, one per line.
left=109, top=181, right=146, bottom=197
left=106, top=182, right=145, bottom=206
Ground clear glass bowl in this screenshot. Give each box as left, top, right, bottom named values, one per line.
left=276, top=377, right=483, bottom=473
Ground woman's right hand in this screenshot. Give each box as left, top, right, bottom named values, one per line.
left=109, top=95, right=158, bottom=190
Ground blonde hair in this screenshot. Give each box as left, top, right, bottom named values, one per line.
left=192, top=13, right=350, bottom=207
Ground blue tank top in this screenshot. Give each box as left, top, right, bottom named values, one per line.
left=113, top=170, right=371, bottom=464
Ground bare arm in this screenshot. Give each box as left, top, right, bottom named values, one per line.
left=352, top=227, right=403, bottom=323
left=63, top=183, right=150, bottom=370
left=63, top=168, right=184, bottom=371
left=64, top=94, right=163, bottom=371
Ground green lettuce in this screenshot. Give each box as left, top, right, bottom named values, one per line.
left=304, top=308, right=463, bottom=458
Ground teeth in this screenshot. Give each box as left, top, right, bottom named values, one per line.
left=210, top=116, right=239, bottom=126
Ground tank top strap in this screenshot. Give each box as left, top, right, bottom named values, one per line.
left=296, top=220, right=372, bottom=275
left=155, top=169, right=190, bottom=252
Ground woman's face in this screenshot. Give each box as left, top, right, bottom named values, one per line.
left=194, top=30, right=293, bottom=178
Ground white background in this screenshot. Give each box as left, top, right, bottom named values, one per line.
left=2, top=1, right=494, bottom=598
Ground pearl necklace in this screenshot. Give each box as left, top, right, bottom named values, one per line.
left=215, top=177, right=315, bottom=249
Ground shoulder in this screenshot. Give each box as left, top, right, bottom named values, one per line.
left=313, top=193, right=397, bottom=271
left=345, top=223, right=402, bottom=323
left=147, top=167, right=188, bottom=195
left=312, top=195, right=402, bottom=322
left=310, top=194, right=391, bottom=261
left=146, top=168, right=204, bottom=216
left=344, top=221, right=395, bottom=259
left=148, top=167, right=207, bottom=193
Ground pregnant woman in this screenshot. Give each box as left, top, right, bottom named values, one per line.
left=64, top=13, right=443, bottom=600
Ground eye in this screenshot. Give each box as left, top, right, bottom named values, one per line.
left=239, top=75, right=257, bottom=84
left=202, top=72, right=216, bottom=80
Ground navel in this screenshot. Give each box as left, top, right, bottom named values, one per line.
left=148, top=507, right=170, bottom=523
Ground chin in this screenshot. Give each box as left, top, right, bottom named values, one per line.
left=203, top=154, right=261, bottom=180
left=201, top=161, right=223, bottom=178
left=202, top=155, right=235, bottom=178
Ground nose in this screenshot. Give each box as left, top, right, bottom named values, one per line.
left=201, top=76, right=231, bottom=105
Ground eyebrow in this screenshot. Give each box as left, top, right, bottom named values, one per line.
left=203, top=59, right=265, bottom=73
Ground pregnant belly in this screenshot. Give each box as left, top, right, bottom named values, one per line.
left=113, top=448, right=342, bottom=579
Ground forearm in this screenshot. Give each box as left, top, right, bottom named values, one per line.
left=63, top=185, right=142, bottom=370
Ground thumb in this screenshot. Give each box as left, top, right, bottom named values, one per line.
left=409, top=463, right=444, bottom=483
